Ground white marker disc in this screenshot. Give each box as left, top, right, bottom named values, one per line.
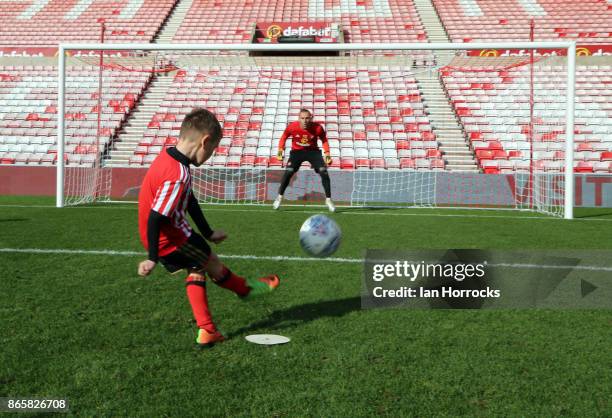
left=245, top=334, right=291, bottom=345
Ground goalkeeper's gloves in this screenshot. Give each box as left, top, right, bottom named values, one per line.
left=277, top=150, right=284, bottom=161
left=324, top=153, right=332, bottom=165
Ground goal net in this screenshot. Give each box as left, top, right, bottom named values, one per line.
left=56, top=43, right=575, bottom=218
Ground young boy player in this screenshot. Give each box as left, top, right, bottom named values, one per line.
left=138, top=108, right=280, bottom=347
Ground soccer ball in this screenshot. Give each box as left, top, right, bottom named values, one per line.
left=299, top=214, right=341, bottom=257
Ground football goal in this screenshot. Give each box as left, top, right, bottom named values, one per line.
left=56, top=42, right=576, bottom=219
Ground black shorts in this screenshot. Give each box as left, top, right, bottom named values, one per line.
left=159, top=233, right=212, bottom=274
left=287, top=150, right=326, bottom=173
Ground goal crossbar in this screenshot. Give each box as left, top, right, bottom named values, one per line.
left=56, top=42, right=576, bottom=219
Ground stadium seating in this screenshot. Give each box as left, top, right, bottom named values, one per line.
left=441, top=64, right=612, bottom=173
left=128, top=65, right=446, bottom=170
left=1, top=0, right=608, bottom=175
left=0, top=0, right=175, bottom=46
left=0, top=65, right=151, bottom=166
left=172, top=0, right=428, bottom=46
left=433, top=0, right=612, bottom=44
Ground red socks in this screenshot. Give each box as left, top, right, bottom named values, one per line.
left=184, top=267, right=250, bottom=333
left=184, top=274, right=216, bottom=333
left=211, top=266, right=250, bottom=297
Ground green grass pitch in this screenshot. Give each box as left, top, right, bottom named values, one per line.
left=1, top=196, right=611, bottom=416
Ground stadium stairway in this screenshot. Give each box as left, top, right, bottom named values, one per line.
left=154, top=0, right=194, bottom=43
left=412, top=0, right=454, bottom=65
left=106, top=72, right=176, bottom=166
left=414, top=71, right=478, bottom=172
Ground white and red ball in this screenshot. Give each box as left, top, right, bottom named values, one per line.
left=299, top=214, right=341, bottom=257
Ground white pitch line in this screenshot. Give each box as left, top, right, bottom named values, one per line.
left=0, top=247, right=360, bottom=263
left=0, top=247, right=611, bottom=272
left=490, top=262, right=612, bottom=273
left=0, top=248, right=142, bottom=256
left=2, top=203, right=612, bottom=221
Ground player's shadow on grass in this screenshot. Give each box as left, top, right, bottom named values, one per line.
left=228, top=296, right=361, bottom=337
left=575, top=211, right=612, bottom=219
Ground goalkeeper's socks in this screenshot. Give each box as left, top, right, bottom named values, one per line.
left=185, top=274, right=216, bottom=333
left=211, top=265, right=250, bottom=297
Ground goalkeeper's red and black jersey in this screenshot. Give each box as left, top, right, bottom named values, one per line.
left=138, top=147, right=193, bottom=257
left=278, top=121, right=330, bottom=153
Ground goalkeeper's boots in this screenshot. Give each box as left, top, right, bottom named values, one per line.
left=326, top=198, right=336, bottom=213
left=272, top=195, right=283, bottom=210
left=196, top=328, right=225, bottom=348
left=242, top=275, right=280, bottom=300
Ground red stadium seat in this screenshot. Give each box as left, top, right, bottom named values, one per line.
left=399, top=158, right=415, bottom=169
left=254, top=157, right=268, bottom=167
left=340, top=158, right=355, bottom=169
left=476, top=150, right=494, bottom=160
left=601, top=152, right=612, bottom=161
left=575, top=162, right=594, bottom=173
left=268, top=158, right=282, bottom=167
left=355, top=158, right=370, bottom=168
left=430, top=159, right=445, bottom=169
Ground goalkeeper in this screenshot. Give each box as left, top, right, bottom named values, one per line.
left=272, top=108, right=335, bottom=212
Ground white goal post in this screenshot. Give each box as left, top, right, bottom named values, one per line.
left=56, top=42, right=576, bottom=219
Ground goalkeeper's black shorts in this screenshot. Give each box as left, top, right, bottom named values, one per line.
left=287, top=149, right=325, bottom=173
left=159, top=233, right=211, bottom=274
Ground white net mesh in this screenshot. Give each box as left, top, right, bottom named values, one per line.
left=63, top=63, right=113, bottom=206
left=441, top=57, right=568, bottom=217
left=191, top=167, right=267, bottom=204
left=351, top=170, right=436, bottom=207
left=518, top=64, right=568, bottom=218
left=62, top=54, right=156, bottom=205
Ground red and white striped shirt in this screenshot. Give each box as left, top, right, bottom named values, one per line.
left=138, top=148, right=193, bottom=257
